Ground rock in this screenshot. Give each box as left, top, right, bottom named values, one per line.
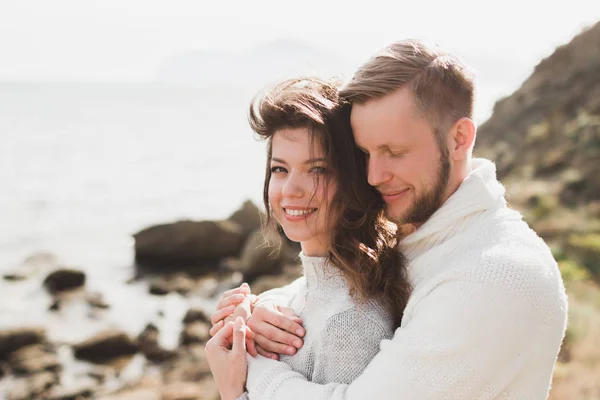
left=144, top=345, right=177, bottom=364
left=46, top=380, right=96, bottom=400
left=182, top=308, right=209, bottom=324
left=96, top=387, right=161, bottom=400
left=228, top=200, right=264, bottom=239
left=49, top=299, right=62, bottom=311
left=233, top=229, right=286, bottom=280
left=86, top=291, right=110, bottom=309
left=149, top=273, right=196, bottom=296
left=162, top=379, right=218, bottom=400
left=3, top=251, right=60, bottom=281
left=179, top=322, right=210, bottom=345
left=0, top=327, right=46, bottom=359
left=7, top=371, right=58, bottom=400
left=138, top=324, right=159, bottom=345
left=137, top=324, right=177, bottom=363
left=149, top=278, right=171, bottom=296
left=73, top=330, right=139, bottom=363
left=8, top=344, right=61, bottom=375
left=194, top=275, right=220, bottom=298
left=163, top=345, right=212, bottom=383
left=133, top=220, right=245, bottom=270
left=43, top=269, right=86, bottom=294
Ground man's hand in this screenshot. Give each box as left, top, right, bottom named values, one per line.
left=247, top=302, right=305, bottom=360
left=205, top=317, right=249, bottom=400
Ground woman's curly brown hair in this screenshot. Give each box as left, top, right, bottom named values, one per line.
left=249, top=77, right=411, bottom=328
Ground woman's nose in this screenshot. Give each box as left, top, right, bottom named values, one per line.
left=281, top=174, right=305, bottom=198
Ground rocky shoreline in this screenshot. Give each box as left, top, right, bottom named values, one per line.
left=0, top=200, right=301, bottom=400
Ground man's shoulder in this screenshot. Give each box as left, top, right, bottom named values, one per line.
left=445, top=209, right=562, bottom=291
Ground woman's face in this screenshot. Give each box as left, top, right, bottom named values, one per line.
left=268, top=127, right=336, bottom=256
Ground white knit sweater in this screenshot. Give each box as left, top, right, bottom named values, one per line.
left=243, top=158, right=568, bottom=400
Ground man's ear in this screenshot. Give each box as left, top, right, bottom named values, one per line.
left=448, top=117, right=476, bottom=161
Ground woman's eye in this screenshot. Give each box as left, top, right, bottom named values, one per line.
left=310, top=166, right=328, bottom=174
left=270, top=166, right=287, bottom=174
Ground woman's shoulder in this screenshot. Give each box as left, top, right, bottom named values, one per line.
left=324, top=297, right=394, bottom=338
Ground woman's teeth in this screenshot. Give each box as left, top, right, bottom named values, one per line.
left=284, top=208, right=317, bottom=216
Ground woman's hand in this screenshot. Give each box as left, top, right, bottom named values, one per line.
left=210, top=283, right=252, bottom=333
left=205, top=317, right=250, bottom=400
left=210, top=283, right=258, bottom=356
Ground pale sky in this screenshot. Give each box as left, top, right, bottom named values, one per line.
left=1, top=0, right=599, bottom=83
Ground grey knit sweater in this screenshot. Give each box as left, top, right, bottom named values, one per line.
left=237, top=253, right=394, bottom=400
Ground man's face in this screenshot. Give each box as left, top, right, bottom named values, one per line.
left=351, top=86, right=450, bottom=225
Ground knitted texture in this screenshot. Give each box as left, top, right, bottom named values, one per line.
left=255, top=253, right=393, bottom=392
left=243, top=158, right=568, bottom=400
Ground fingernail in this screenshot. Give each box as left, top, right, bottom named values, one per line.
left=270, top=355, right=278, bottom=360
left=293, top=339, right=302, bottom=348
left=296, top=328, right=305, bottom=336
left=286, top=347, right=295, bottom=355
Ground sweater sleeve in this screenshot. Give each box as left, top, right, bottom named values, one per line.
left=254, top=277, right=305, bottom=308
left=245, top=260, right=565, bottom=400
left=312, top=308, right=391, bottom=384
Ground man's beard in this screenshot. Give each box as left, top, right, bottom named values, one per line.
left=389, top=145, right=450, bottom=226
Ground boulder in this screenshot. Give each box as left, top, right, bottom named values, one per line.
left=179, top=322, right=210, bottom=345
left=233, top=229, right=286, bottom=280
left=6, top=371, right=58, bottom=400
left=182, top=308, right=210, bottom=324
left=162, top=379, right=218, bottom=400
left=46, top=380, right=97, bottom=400
left=95, top=388, right=161, bottom=400
left=148, top=274, right=195, bottom=296
left=228, top=200, right=264, bottom=239
left=86, top=292, right=110, bottom=309
left=0, top=327, right=46, bottom=359
left=163, top=345, right=212, bottom=383
left=73, top=330, right=139, bottom=363
left=134, top=220, right=245, bottom=270
left=43, top=269, right=86, bottom=294
left=8, top=344, right=61, bottom=375
left=137, top=324, right=176, bottom=363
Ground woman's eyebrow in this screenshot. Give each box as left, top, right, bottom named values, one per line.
left=304, top=158, right=326, bottom=164
left=271, top=157, right=326, bottom=164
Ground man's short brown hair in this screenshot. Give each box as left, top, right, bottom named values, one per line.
left=340, top=39, right=475, bottom=139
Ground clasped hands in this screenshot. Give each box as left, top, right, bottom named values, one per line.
left=208, top=282, right=306, bottom=360
left=204, top=283, right=306, bottom=400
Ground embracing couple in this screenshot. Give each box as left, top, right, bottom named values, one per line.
left=205, top=39, right=568, bottom=400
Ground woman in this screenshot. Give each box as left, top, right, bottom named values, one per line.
left=205, top=77, right=411, bottom=400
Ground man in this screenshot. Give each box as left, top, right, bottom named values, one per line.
left=208, top=39, right=568, bottom=399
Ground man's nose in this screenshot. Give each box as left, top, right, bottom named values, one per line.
left=367, top=156, right=392, bottom=187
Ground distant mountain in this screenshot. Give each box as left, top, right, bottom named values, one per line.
left=155, top=39, right=349, bottom=89
left=474, top=21, right=600, bottom=281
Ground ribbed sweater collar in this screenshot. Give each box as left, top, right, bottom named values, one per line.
left=399, top=158, right=507, bottom=259
left=299, top=253, right=347, bottom=291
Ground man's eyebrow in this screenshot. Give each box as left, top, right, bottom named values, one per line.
left=355, top=144, right=389, bottom=153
